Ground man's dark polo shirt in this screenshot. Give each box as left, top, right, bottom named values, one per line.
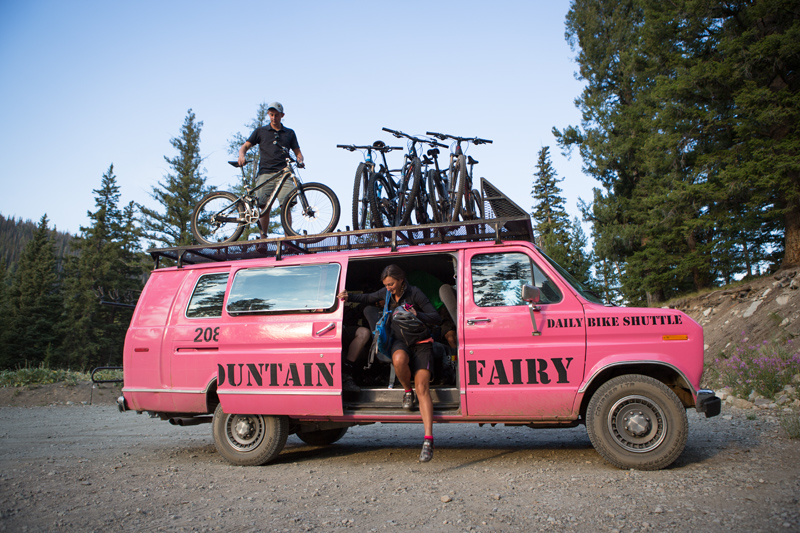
left=247, top=125, right=300, bottom=174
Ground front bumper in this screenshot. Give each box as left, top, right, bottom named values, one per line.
left=695, top=389, right=721, bottom=418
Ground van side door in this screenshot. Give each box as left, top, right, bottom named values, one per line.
left=217, top=262, right=344, bottom=416
left=462, top=248, right=586, bottom=419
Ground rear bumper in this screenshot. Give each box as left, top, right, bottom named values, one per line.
left=695, top=389, right=721, bottom=418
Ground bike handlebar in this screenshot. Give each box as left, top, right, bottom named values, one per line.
left=382, top=127, right=447, bottom=148
left=426, top=131, right=493, bottom=145
left=336, top=144, right=402, bottom=153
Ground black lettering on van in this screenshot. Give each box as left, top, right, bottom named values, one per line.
left=284, top=363, right=302, bottom=387
left=269, top=363, right=281, bottom=386
left=510, top=359, right=523, bottom=384
left=316, top=362, right=335, bottom=387
left=487, top=360, right=510, bottom=385
left=551, top=358, right=573, bottom=384
left=246, top=364, right=262, bottom=387
left=194, top=326, right=220, bottom=342
left=219, top=363, right=242, bottom=386
left=467, top=360, right=486, bottom=385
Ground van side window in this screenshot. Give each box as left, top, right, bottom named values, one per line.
left=471, top=252, right=562, bottom=307
left=227, top=263, right=340, bottom=315
left=186, top=273, right=229, bottom=318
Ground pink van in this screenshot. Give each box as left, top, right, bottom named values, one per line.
left=118, top=184, right=719, bottom=470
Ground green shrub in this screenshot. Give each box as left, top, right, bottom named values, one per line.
left=780, top=409, right=800, bottom=439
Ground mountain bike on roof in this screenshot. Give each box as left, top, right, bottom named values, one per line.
left=337, top=141, right=402, bottom=230
left=373, top=128, right=446, bottom=228
left=190, top=145, right=340, bottom=245
left=426, top=132, right=492, bottom=222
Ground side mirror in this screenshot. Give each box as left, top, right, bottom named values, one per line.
left=522, top=284, right=540, bottom=304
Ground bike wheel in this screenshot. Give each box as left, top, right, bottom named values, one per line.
left=462, top=188, right=484, bottom=221
left=427, top=169, right=447, bottom=223
left=368, top=172, right=396, bottom=228
left=351, top=162, right=372, bottom=230
left=448, top=155, right=468, bottom=222
left=395, top=158, right=422, bottom=226
left=191, top=191, right=247, bottom=245
left=413, top=174, right=436, bottom=227
left=280, top=182, right=340, bottom=240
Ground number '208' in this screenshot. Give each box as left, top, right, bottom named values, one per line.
left=194, top=327, right=220, bottom=342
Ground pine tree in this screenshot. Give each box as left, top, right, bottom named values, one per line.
left=57, top=166, right=143, bottom=369
left=139, top=109, right=212, bottom=247
left=2, top=215, right=63, bottom=369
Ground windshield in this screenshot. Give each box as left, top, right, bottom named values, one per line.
left=537, top=248, right=605, bottom=305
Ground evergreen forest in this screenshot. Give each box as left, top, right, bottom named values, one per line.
left=1, top=0, right=797, bottom=371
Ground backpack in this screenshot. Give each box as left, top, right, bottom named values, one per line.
left=365, top=292, right=393, bottom=367
left=390, top=309, right=431, bottom=346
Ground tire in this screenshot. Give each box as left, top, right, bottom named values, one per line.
left=212, top=404, right=289, bottom=466
left=427, top=169, right=447, bottom=223
left=191, top=191, right=246, bottom=245
left=585, top=374, right=688, bottom=470
left=351, top=163, right=371, bottom=230
left=448, top=155, right=468, bottom=222
left=396, top=158, right=422, bottom=226
left=296, top=426, right=348, bottom=446
left=280, top=182, right=340, bottom=240
left=368, top=172, right=396, bottom=228
left=463, top=188, right=484, bottom=221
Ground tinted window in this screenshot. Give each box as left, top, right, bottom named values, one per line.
left=471, top=252, right=562, bottom=307
left=227, top=263, right=340, bottom=314
left=186, top=273, right=229, bottom=318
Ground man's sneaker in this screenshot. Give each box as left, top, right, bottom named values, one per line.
left=342, top=373, right=360, bottom=392
left=402, top=390, right=415, bottom=410
left=419, top=439, right=434, bottom=462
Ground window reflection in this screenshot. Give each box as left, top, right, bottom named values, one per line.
left=186, top=273, right=229, bottom=318
left=227, top=263, right=340, bottom=314
left=471, top=253, right=561, bottom=307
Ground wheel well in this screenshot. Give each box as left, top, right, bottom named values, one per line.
left=205, top=380, right=220, bottom=414
left=579, top=363, right=695, bottom=420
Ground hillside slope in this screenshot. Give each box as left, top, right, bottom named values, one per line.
left=671, top=269, right=800, bottom=363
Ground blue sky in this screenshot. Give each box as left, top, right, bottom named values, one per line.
left=0, top=1, right=592, bottom=238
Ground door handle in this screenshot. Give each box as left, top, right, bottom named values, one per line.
left=467, top=318, right=491, bottom=326
left=315, top=322, right=335, bottom=335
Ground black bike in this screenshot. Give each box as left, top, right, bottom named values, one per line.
left=337, top=141, right=402, bottom=230
left=191, top=148, right=340, bottom=245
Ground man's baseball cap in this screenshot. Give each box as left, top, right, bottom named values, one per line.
left=268, top=102, right=284, bottom=113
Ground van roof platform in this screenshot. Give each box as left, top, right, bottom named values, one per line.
left=148, top=178, right=534, bottom=268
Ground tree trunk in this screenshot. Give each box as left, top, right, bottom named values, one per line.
left=783, top=202, right=800, bottom=268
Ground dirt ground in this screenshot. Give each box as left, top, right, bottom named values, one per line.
left=0, top=393, right=799, bottom=532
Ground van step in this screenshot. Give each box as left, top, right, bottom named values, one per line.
left=343, top=387, right=459, bottom=411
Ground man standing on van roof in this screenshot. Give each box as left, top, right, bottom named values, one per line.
left=238, top=102, right=305, bottom=238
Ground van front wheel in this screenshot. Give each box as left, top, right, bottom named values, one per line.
left=586, top=374, right=687, bottom=470
left=212, top=404, right=288, bottom=466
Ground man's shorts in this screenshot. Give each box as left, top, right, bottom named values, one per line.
left=391, top=339, right=433, bottom=375
left=255, top=171, right=294, bottom=207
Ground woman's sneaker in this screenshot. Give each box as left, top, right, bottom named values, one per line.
left=419, top=439, right=434, bottom=462
left=402, top=390, right=415, bottom=410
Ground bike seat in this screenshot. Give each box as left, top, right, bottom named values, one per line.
left=228, top=160, right=252, bottom=168
left=467, top=156, right=478, bottom=165
left=427, top=148, right=440, bottom=157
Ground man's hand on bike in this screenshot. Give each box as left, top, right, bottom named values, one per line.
left=237, top=154, right=247, bottom=167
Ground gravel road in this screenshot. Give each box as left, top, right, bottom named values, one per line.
left=1, top=405, right=798, bottom=532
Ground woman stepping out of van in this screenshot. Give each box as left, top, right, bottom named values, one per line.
left=337, top=264, right=441, bottom=462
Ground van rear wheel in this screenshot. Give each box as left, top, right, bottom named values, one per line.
left=586, top=374, right=687, bottom=470
left=212, top=404, right=288, bottom=466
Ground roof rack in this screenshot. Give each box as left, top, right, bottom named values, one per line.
left=148, top=178, right=535, bottom=268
